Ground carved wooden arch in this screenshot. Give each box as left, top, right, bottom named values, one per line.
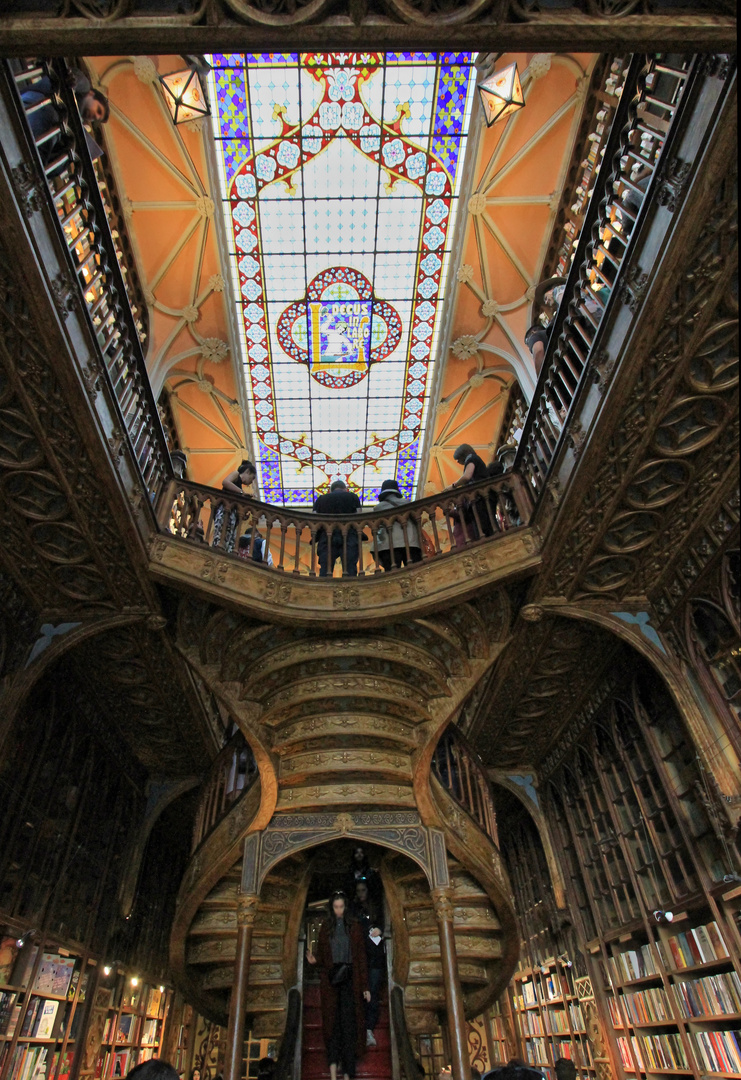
left=0, top=611, right=160, bottom=752
left=530, top=601, right=741, bottom=819
left=488, top=772, right=567, bottom=910
left=238, top=811, right=450, bottom=896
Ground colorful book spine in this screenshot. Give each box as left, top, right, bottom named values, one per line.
left=664, top=922, right=730, bottom=970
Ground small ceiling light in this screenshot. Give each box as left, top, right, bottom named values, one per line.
left=159, top=59, right=211, bottom=126
left=477, top=62, right=525, bottom=127
left=159, top=986, right=165, bottom=994
left=653, top=910, right=674, bottom=924
left=131, top=976, right=139, bottom=987
left=16, top=930, right=36, bottom=949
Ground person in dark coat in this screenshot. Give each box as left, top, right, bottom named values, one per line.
left=312, top=480, right=362, bottom=577
left=345, top=846, right=382, bottom=910
left=364, top=923, right=386, bottom=1047
left=306, top=892, right=370, bottom=1080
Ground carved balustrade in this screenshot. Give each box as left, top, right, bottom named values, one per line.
left=191, top=729, right=258, bottom=854
left=5, top=58, right=170, bottom=503
left=432, top=725, right=499, bottom=847
left=516, top=53, right=695, bottom=500
left=157, top=471, right=531, bottom=578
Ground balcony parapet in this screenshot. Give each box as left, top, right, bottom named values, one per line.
left=2, top=58, right=171, bottom=507
left=515, top=52, right=722, bottom=507
left=150, top=474, right=540, bottom=623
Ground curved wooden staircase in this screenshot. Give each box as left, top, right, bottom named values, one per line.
left=169, top=592, right=521, bottom=1045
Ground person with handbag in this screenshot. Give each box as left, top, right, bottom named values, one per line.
left=306, top=892, right=371, bottom=1080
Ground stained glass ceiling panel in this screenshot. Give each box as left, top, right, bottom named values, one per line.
left=209, top=51, right=476, bottom=506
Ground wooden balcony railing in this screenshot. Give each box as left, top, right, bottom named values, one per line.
left=6, top=58, right=170, bottom=504
left=516, top=53, right=695, bottom=500
left=191, top=730, right=258, bottom=854
left=157, top=471, right=532, bottom=579
left=432, top=724, right=498, bottom=846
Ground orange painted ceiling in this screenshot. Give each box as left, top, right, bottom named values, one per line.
left=87, top=54, right=250, bottom=490
left=87, top=52, right=595, bottom=498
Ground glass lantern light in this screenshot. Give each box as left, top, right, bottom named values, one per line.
left=477, top=61, right=525, bottom=127
left=159, top=63, right=211, bottom=125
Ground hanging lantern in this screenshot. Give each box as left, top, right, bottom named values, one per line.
left=159, top=64, right=210, bottom=125
left=477, top=62, right=525, bottom=127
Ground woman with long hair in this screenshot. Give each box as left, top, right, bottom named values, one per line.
left=306, top=892, right=370, bottom=1080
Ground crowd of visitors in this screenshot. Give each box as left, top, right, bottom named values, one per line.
left=205, top=445, right=511, bottom=577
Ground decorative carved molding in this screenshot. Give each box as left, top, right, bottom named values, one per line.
left=236, top=891, right=259, bottom=927
left=431, top=886, right=455, bottom=924
left=49, top=269, right=77, bottom=317
left=10, top=162, right=42, bottom=218
left=656, top=158, right=692, bottom=213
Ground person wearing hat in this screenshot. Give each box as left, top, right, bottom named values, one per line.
left=525, top=275, right=566, bottom=377
left=368, top=479, right=422, bottom=570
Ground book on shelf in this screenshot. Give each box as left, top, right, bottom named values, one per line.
left=662, top=922, right=730, bottom=970
left=116, top=1014, right=135, bottom=1043
left=693, top=1030, right=741, bottom=1074
left=95, top=1050, right=111, bottom=1080
left=7, top=1045, right=48, bottom=1080
left=20, top=997, right=43, bottom=1038
left=34, top=999, right=59, bottom=1039
left=112, top=1049, right=130, bottom=1078
left=145, top=988, right=162, bottom=1018
left=569, top=1002, right=586, bottom=1032
left=607, top=997, right=624, bottom=1028
left=616, top=1037, right=633, bottom=1070
left=0, top=938, right=21, bottom=986
left=140, top=1019, right=158, bottom=1046
left=6, top=1002, right=23, bottom=1038
left=520, top=982, right=538, bottom=1007
left=673, top=971, right=741, bottom=1018
left=0, top=990, right=18, bottom=1035
left=56, top=1050, right=75, bottom=1080
left=34, top=955, right=76, bottom=999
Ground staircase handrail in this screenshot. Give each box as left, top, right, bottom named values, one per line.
left=191, top=729, right=258, bottom=854
left=391, top=985, right=421, bottom=1080
left=158, top=470, right=531, bottom=577
left=514, top=53, right=697, bottom=501
left=432, top=724, right=498, bottom=846
left=275, top=987, right=301, bottom=1080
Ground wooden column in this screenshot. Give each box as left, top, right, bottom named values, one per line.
left=224, top=892, right=257, bottom=1080
left=433, top=887, right=471, bottom=1080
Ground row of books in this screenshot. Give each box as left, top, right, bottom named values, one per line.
left=3, top=1046, right=73, bottom=1080
left=622, top=987, right=672, bottom=1024
left=519, top=981, right=538, bottom=1007
left=545, top=1010, right=570, bottom=1034
left=3, top=949, right=78, bottom=1001
left=674, top=971, right=741, bottom=1019
left=616, top=1033, right=690, bottom=1072
left=637, top=1032, right=689, bottom=1071
left=524, top=1039, right=550, bottom=1066
left=18, top=997, right=64, bottom=1040
left=693, top=1029, right=741, bottom=1074
left=608, top=996, right=624, bottom=1029
left=610, top=944, right=659, bottom=984
left=658, top=922, right=730, bottom=971
left=521, top=1011, right=545, bottom=1036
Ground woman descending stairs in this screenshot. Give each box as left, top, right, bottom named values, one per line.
left=302, top=977, right=393, bottom=1080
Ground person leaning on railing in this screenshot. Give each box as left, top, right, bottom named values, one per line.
left=368, top=479, right=422, bottom=570
left=212, top=459, right=256, bottom=552
left=524, top=275, right=566, bottom=377
left=450, top=444, right=496, bottom=545
left=20, top=65, right=109, bottom=178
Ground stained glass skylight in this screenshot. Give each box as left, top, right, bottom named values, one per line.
left=209, top=51, right=476, bottom=506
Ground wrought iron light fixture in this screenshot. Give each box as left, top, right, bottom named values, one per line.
left=159, top=57, right=211, bottom=125
left=477, top=61, right=525, bottom=127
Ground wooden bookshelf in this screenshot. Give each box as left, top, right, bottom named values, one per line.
left=509, top=961, right=596, bottom=1080
left=87, top=973, right=172, bottom=1080
left=0, top=931, right=93, bottom=1080
left=593, top=896, right=741, bottom=1080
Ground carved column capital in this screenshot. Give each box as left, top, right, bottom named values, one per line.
left=237, top=892, right=259, bottom=927
left=431, top=886, right=455, bottom=924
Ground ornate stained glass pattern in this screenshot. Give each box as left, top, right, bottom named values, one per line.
left=209, top=51, right=475, bottom=505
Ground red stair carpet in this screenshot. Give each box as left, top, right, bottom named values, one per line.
left=302, top=980, right=393, bottom=1080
